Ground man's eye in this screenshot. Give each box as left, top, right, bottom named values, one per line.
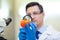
left=33, top=12, right=38, bottom=15
left=33, top=12, right=40, bottom=15
left=27, top=14, right=31, bottom=16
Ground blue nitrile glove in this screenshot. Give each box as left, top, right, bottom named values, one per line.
left=19, top=22, right=36, bottom=40
left=26, top=22, right=36, bottom=40
left=19, top=27, right=26, bottom=40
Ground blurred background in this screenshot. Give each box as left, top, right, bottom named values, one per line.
left=0, top=0, right=60, bottom=40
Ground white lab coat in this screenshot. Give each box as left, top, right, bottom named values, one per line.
left=39, top=26, right=60, bottom=40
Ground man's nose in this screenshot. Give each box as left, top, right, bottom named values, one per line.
left=31, top=15, right=35, bottom=20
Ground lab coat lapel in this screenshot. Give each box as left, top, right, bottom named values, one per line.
left=39, top=31, right=52, bottom=40
left=39, top=26, right=53, bottom=40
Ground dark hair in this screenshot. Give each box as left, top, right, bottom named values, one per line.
left=26, top=2, right=44, bottom=13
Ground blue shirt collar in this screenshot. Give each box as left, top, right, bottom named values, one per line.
left=38, top=24, right=48, bottom=34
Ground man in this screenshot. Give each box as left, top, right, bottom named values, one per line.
left=19, top=2, right=60, bottom=40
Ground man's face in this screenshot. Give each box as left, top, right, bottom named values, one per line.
left=26, top=5, right=44, bottom=28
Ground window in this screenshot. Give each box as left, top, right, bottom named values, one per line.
left=0, top=0, right=9, bottom=18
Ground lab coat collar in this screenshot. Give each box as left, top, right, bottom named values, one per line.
left=38, top=24, right=48, bottom=34
left=39, top=26, right=54, bottom=40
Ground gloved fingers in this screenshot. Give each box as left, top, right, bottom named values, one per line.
left=19, top=28, right=26, bottom=40
left=30, top=22, right=36, bottom=30
left=20, top=32, right=26, bottom=36
left=20, top=36, right=26, bottom=40
left=25, top=22, right=36, bottom=31
left=20, top=38, right=25, bottom=40
left=19, top=33, right=26, bottom=39
left=31, top=22, right=36, bottom=28
left=25, top=23, right=30, bottom=31
left=20, top=28, right=26, bottom=32
left=20, top=28, right=26, bottom=35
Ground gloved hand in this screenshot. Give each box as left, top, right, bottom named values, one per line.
left=19, top=22, right=36, bottom=40
left=19, top=28, right=26, bottom=40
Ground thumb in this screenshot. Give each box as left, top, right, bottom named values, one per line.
left=25, top=23, right=30, bottom=31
